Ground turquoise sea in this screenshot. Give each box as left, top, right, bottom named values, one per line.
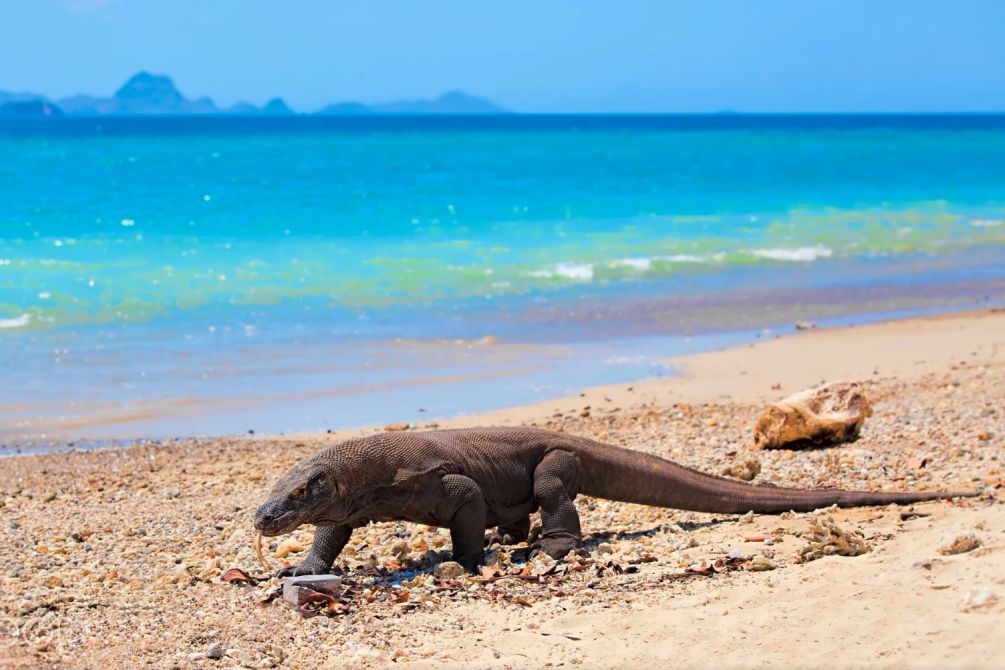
left=2, top=115, right=1005, bottom=450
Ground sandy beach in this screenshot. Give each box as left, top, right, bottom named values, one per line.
left=1, top=308, right=1003, bottom=670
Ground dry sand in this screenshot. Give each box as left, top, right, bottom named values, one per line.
left=1, top=309, right=1003, bottom=669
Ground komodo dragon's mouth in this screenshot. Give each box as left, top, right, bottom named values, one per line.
left=252, top=510, right=301, bottom=571
left=253, top=509, right=300, bottom=536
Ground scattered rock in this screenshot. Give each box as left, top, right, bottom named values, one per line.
left=961, top=586, right=998, bottom=612
left=726, top=547, right=749, bottom=561
left=434, top=561, right=465, bottom=579
left=795, top=321, right=817, bottom=330
left=754, top=381, right=872, bottom=450
left=281, top=574, right=344, bottom=608
left=747, top=555, right=777, bottom=571
left=597, top=542, right=613, bottom=555
left=673, top=535, right=699, bottom=551
left=228, top=648, right=256, bottom=666
left=269, top=645, right=287, bottom=663
left=722, top=458, right=761, bottom=481
left=273, top=538, right=304, bottom=558
left=798, top=516, right=871, bottom=561
left=939, top=534, right=981, bottom=556
left=384, top=422, right=410, bottom=432
left=206, top=644, right=225, bottom=660
left=391, top=538, right=409, bottom=559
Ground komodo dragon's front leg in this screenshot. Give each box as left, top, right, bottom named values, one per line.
left=438, top=473, right=487, bottom=572
left=532, top=450, right=583, bottom=559
left=276, top=524, right=352, bottom=577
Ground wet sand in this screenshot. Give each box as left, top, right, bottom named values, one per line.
left=1, top=309, right=1003, bottom=669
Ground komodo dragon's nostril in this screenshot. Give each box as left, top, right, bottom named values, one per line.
left=254, top=505, right=276, bottom=528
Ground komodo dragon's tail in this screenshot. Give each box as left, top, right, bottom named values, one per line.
left=572, top=438, right=978, bottom=513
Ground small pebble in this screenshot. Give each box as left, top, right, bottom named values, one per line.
left=962, top=586, right=998, bottom=611
left=727, top=547, right=749, bottom=561
left=939, top=534, right=981, bottom=556
left=435, top=561, right=465, bottom=579
left=747, top=555, right=777, bottom=571
left=274, top=538, right=304, bottom=558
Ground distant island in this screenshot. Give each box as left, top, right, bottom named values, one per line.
left=0, top=71, right=509, bottom=117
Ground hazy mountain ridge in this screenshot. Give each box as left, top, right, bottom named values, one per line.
left=0, top=99, right=63, bottom=117
left=0, top=72, right=508, bottom=116
left=318, top=91, right=509, bottom=115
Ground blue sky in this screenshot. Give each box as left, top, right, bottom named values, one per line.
left=1, top=0, right=1003, bottom=112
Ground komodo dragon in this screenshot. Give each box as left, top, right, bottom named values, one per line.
left=253, top=426, right=976, bottom=575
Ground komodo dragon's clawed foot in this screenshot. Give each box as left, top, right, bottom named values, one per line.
left=484, top=518, right=531, bottom=548
left=274, top=556, right=335, bottom=578
left=451, top=550, right=485, bottom=574
left=530, top=535, right=586, bottom=560
left=483, top=531, right=508, bottom=548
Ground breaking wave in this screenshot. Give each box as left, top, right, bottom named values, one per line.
left=749, top=245, right=834, bottom=262
left=0, top=314, right=31, bottom=330
left=527, top=262, right=595, bottom=281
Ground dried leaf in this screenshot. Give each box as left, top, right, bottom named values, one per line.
left=685, top=563, right=716, bottom=576
left=222, top=568, right=259, bottom=585
left=259, top=589, right=283, bottom=606
left=295, top=591, right=338, bottom=617
left=480, top=565, right=502, bottom=579
left=628, top=555, right=658, bottom=564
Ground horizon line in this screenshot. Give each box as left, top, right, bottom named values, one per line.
left=4, top=110, right=1005, bottom=117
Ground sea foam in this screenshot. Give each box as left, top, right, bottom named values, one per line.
left=750, top=245, right=833, bottom=262
left=529, top=262, right=595, bottom=281
left=0, top=314, right=31, bottom=330
left=654, top=253, right=722, bottom=263
left=608, top=257, right=653, bottom=271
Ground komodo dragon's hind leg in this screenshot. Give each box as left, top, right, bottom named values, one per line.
left=532, top=450, right=583, bottom=559
left=439, top=473, right=487, bottom=572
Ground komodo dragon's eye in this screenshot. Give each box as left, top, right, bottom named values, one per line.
left=289, top=484, right=307, bottom=499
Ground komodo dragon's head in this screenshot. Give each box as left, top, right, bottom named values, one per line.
left=253, top=456, right=349, bottom=536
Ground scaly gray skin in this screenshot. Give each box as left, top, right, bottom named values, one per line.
left=253, top=427, right=977, bottom=575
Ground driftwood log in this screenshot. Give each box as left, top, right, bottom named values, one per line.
left=754, top=381, right=872, bottom=450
